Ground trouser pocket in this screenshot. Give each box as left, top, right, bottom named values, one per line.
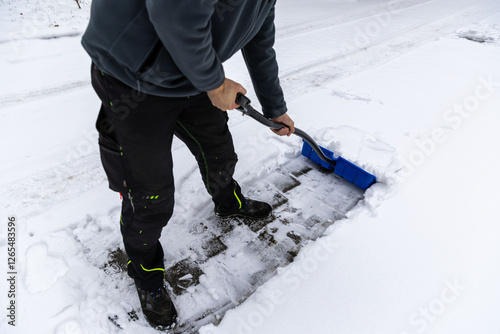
left=98, top=134, right=126, bottom=193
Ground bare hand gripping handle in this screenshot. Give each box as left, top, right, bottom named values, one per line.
left=235, top=93, right=336, bottom=167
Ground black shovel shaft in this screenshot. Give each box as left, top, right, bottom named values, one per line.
left=235, top=94, right=336, bottom=167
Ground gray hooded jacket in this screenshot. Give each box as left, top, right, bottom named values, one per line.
left=81, top=0, right=287, bottom=118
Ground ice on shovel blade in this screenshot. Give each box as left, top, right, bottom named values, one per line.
left=301, top=141, right=376, bottom=190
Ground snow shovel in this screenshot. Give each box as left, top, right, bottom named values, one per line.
left=236, top=94, right=376, bottom=190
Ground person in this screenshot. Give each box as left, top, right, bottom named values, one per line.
left=81, top=0, right=294, bottom=329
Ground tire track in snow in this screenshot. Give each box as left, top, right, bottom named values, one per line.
left=0, top=31, right=83, bottom=45
left=0, top=79, right=90, bottom=107
left=278, top=1, right=500, bottom=99
left=277, top=0, right=435, bottom=40
left=1, top=154, right=106, bottom=220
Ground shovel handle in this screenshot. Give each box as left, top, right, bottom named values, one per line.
left=235, top=93, right=336, bottom=167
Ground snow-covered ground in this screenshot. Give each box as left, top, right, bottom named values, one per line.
left=1, top=0, right=500, bottom=333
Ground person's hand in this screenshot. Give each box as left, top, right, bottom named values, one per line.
left=207, top=78, right=247, bottom=111
left=271, top=113, right=295, bottom=136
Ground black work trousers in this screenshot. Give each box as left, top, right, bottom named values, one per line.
left=91, top=64, right=245, bottom=291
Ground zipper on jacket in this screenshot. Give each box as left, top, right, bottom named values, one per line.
left=135, top=40, right=163, bottom=92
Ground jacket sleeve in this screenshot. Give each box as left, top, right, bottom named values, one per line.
left=242, top=6, right=287, bottom=119
left=145, top=0, right=225, bottom=92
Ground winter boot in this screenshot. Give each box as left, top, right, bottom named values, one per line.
left=215, top=199, right=272, bottom=219
left=136, top=285, right=178, bottom=330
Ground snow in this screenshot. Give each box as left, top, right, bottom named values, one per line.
left=2, top=0, right=500, bottom=333
left=456, top=24, right=500, bottom=45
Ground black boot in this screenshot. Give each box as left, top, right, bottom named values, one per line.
left=136, top=285, right=178, bottom=330
left=215, top=199, right=272, bottom=219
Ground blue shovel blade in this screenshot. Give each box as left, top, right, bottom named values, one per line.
left=301, top=141, right=376, bottom=190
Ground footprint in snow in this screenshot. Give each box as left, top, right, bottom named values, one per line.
left=24, top=242, right=69, bottom=294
